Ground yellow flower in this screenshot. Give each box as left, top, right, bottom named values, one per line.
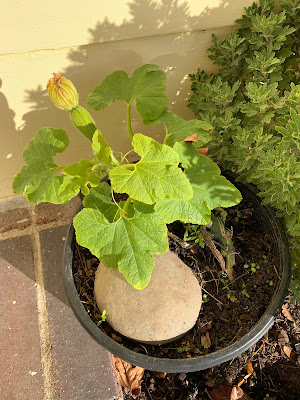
left=47, top=73, right=79, bottom=110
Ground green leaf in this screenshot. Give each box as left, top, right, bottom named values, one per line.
left=61, top=159, right=100, bottom=196
left=73, top=205, right=168, bottom=289
left=109, top=134, right=193, bottom=204
left=92, top=129, right=117, bottom=165
left=87, top=64, right=168, bottom=120
left=174, top=142, right=220, bottom=183
left=144, top=108, right=212, bottom=147
left=155, top=143, right=242, bottom=224
left=12, top=127, right=72, bottom=204
left=83, top=182, right=122, bottom=222
left=155, top=185, right=212, bottom=224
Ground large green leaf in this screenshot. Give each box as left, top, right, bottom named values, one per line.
left=87, top=64, right=168, bottom=120
left=155, top=143, right=242, bottom=224
left=73, top=204, right=168, bottom=289
left=12, top=128, right=73, bottom=204
left=109, top=134, right=193, bottom=204
left=144, top=108, right=212, bottom=147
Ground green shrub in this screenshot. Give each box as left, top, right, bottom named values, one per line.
left=188, top=0, right=300, bottom=299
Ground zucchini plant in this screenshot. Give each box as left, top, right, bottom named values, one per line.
left=13, top=65, right=241, bottom=289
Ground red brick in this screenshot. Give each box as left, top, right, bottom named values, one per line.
left=40, top=226, right=122, bottom=400
left=0, top=236, right=44, bottom=400
left=34, top=196, right=81, bottom=225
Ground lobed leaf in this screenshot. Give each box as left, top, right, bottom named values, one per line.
left=143, top=108, right=212, bottom=147
left=155, top=143, right=242, bottom=224
left=87, top=64, right=168, bottom=121
left=73, top=204, right=168, bottom=289
left=109, top=134, right=193, bottom=204
left=12, top=127, right=72, bottom=204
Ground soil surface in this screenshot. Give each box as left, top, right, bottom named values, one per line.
left=123, top=298, right=300, bottom=400
left=73, top=199, right=300, bottom=399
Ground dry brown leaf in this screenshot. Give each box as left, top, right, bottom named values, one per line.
left=114, top=356, right=144, bottom=398
left=282, top=303, right=294, bottom=322
left=230, top=386, right=253, bottom=400
left=152, top=371, right=167, bottom=379
left=239, top=362, right=253, bottom=382
left=197, top=147, right=209, bottom=155
left=209, top=385, right=253, bottom=400
left=209, top=385, right=232, bottom=400
left=183, top=133, right=199, bottom=142
left=230, top=387, right=239, bottom=400
left=278, top=329, right=289, bottom=346
left=283, top=345, right=292, bottom=358
left=201, top=332, right=211, bottom=348
left=282, top=345, right=298, bottom=362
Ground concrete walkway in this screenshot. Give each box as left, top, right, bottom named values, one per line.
left=0, top=195, right=122, bottom=400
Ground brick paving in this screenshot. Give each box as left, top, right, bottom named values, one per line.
left=0, top=196, right=122, bottom=400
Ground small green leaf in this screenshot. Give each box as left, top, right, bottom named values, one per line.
left=144, top=108, right=212, bottom=147
left=12, top=127, right=72, bottom=204
left=92, top=130, right=115, bottom=165
left=87, top=64, right=168, bottom=121
left=73, top=204, right=168, bottom=289
left=62, top=159, right=99, bottom=196
left=109, top=134, right=193, bottom=204
left=83, top=182, right=121, bottom=222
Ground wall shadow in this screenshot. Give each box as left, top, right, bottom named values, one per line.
left=0, top=79, right=25, bottom=196
left=20, top=0, right=231, bottom=159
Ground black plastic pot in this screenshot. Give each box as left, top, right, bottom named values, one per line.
left=62, top=176, right=291, bottom=373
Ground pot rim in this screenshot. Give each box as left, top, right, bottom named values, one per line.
left=62, top=177, right=291, bottom=373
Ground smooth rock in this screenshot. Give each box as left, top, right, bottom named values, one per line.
left=94, top=251, right=202, bottom=344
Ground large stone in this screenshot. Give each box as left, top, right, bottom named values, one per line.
left=94, top=251, right=202, bottom=344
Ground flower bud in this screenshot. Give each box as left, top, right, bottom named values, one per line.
left=47, top=73, right=79, bottom=110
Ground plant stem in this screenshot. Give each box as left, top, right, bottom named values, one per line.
left=163, top=130, right=169, bottom=144
left=121, top=197, right=132, bottom=217
left=127, top=99, right=134, bottom=142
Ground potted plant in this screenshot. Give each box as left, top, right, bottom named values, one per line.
left=13, top=65, right=290, bottom=373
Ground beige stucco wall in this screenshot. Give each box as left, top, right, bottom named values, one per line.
left=0, top=0, right=254, bottom=198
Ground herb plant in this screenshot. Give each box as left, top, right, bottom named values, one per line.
left=13, top=65, right=241, bottom=289
left=188, top=0, right=300, bottom=297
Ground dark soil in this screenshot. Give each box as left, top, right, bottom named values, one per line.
left=72, top=199, right=300, bottom=399
left=126, top=298, right=300, bottom=400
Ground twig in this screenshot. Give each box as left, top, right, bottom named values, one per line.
left=146, top=385, right=153, bottom=400
left=167, top=231, right=195, bottom=249
left=200, top=227, right=226, bottom=274
left=248, top=342, right=265, bottom=361
left=273, top=264, right=280, bottom=280
left=229, top=271, right=248, bottom=284
left=201, top=286, right=223, bottom=305
left=267, top=98, right=277, bottom=107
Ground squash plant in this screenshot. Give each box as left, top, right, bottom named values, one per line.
left=13, top=65, right=241, bottom=289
